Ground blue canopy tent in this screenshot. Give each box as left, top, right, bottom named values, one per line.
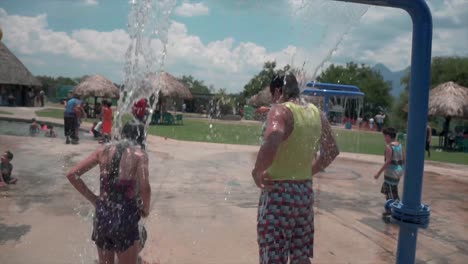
left=302, top=82, right=365, bottom=121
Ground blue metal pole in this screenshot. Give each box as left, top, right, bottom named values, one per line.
left=331, top=1, right=433, bottom=264
left=395, top=2, right=432, bottom=263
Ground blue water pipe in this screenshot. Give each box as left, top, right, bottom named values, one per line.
left=302, top=82, right=364, bottom=115
left=332, top=1, right=433, bottom=263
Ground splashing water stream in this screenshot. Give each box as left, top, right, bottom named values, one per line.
left=114, top=0, right=176, bottom=141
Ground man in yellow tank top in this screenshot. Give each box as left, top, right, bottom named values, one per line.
left=252, top=73, right=339, bottom=264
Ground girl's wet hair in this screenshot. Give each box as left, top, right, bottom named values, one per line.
left=120, top=120, right=145, bottom=148
left=270, top=74, right=285, bottom=95
left=382, top=127, right=397, bottom=139
left=269, top=73, right=300, bottom=100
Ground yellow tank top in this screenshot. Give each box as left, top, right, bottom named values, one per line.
left=267, top=102, right=322, bottom=181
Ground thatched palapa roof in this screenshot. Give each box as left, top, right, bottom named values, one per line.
left=148, top=72, right=192, bottom=100
left=428, top=81, right=468, bottom=119
left=72, top=75, right=120, bottom=98
left=248, top=87, right=271, bottom=107
left=0, top=41, right=42, bottom=87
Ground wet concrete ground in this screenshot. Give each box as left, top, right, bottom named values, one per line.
left=0, top=134, right=467, bottom=264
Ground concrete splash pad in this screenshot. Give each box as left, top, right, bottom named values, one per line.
left=0, top=135, right=467, bottom=264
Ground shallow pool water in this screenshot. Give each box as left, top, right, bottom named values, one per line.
left=0, top=119, right=91, bottom=140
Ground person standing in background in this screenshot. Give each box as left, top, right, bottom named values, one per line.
left=39, top=89, right=45, bottom=107
left=100, top=100, right=113, bottom=143
left=426, top=124, right=432, bottom=157
left=375, top=112, right=386, bottom=132
left=369, top=117, right=375, bottom=131
left=64, top=95, right=83, bottom=145
left=132, top=98, right=148, bottom=123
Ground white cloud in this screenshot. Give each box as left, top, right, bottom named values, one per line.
left=20, top=57, right=45, bottom=66
left=174, top=2, right=209, bottom=17
left=163, top=21, right=298, bottom=90
left=333, top=0, right=468, bottom=71
left=83, top=0, right=98, bottom=6
left=434, top=0, right=468, bottom=26
left=0, top=9, right=128, bottom=62
left=0, top=8, right=294, bottom=92
left=1, top=0, right=466, bottom=92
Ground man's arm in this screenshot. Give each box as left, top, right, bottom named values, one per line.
left=66, top=147, right=102, bottom=206
left=251, top=105, right=290, bottom=189
left=312, top=112, right=340, bottom=175
left=74, top=102, right=84, bottom=118
left=137, top=151, right=151, bottom=217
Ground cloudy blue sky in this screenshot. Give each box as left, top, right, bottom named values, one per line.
left=1, top=0, right=467, bottom=92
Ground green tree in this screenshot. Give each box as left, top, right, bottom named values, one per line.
left=214, top=88, right=229, bottom=116
left=394, top=56, right=468, bottom=131
left=430, top=56, right=468, bottom=87
left=35, top=75, right=78, bottom=94
left=232, top=92, right=246, bottom=108
left=389, top=89, right=409, bottom=131
left=177, top=75, right=213, bottom=113
left=73, top=75, right=89, bottom=84
left=35, top=75, right=80, bottom=103
left=242, top=61, right=301, bottom=100
left=213, top=88, right=244, bottom=116
left=401, top=56, right=468, bottom=91
left=243, top=61, right=277, bottom=99
left=317, top=62, right=393, bottom=119
left=178, top=75, right=211, bottom=94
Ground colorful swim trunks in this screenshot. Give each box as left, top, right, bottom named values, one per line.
left=92, top=198, right=140, bottom=252
left=257, top=180, right=314, bottom=264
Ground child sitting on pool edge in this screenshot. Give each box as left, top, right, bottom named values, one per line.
left=0, top=150, right=16, bottom=187
left=29, top=118, right=40, bottom=136
left=45, top=125, right=57, bottom=138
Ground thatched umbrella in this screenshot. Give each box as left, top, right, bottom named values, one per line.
left=147, top=72, right=192, bottom=100
left=72, top=75, right=120, bottom=99
left=428, top=81, right=468, bottom=119
left=428, top=81, right=468, bottom=147
left=247, top=87, right=271, bottom=107
left=0, top=42, right=42, bottom=87
left=146, top=72, right=192, bottom=124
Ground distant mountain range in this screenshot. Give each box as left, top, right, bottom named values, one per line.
left=372, top=63, right=409, bottom=97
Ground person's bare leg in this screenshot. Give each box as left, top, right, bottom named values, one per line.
left=9, top=178, right=17, bottom=184
left=116, top=242, right=139, bottom=264
left=98, top=247, right=115, bottom=264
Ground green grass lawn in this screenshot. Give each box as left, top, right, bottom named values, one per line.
left=36, top=108, right=100, bottom=124
left=148, top=119, right=263, bottom=145
left=35, top=108, right=468, bottom=165
left=0, top=110, right=13, bottom=115
left=36, top=108, right=64, bottom=119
